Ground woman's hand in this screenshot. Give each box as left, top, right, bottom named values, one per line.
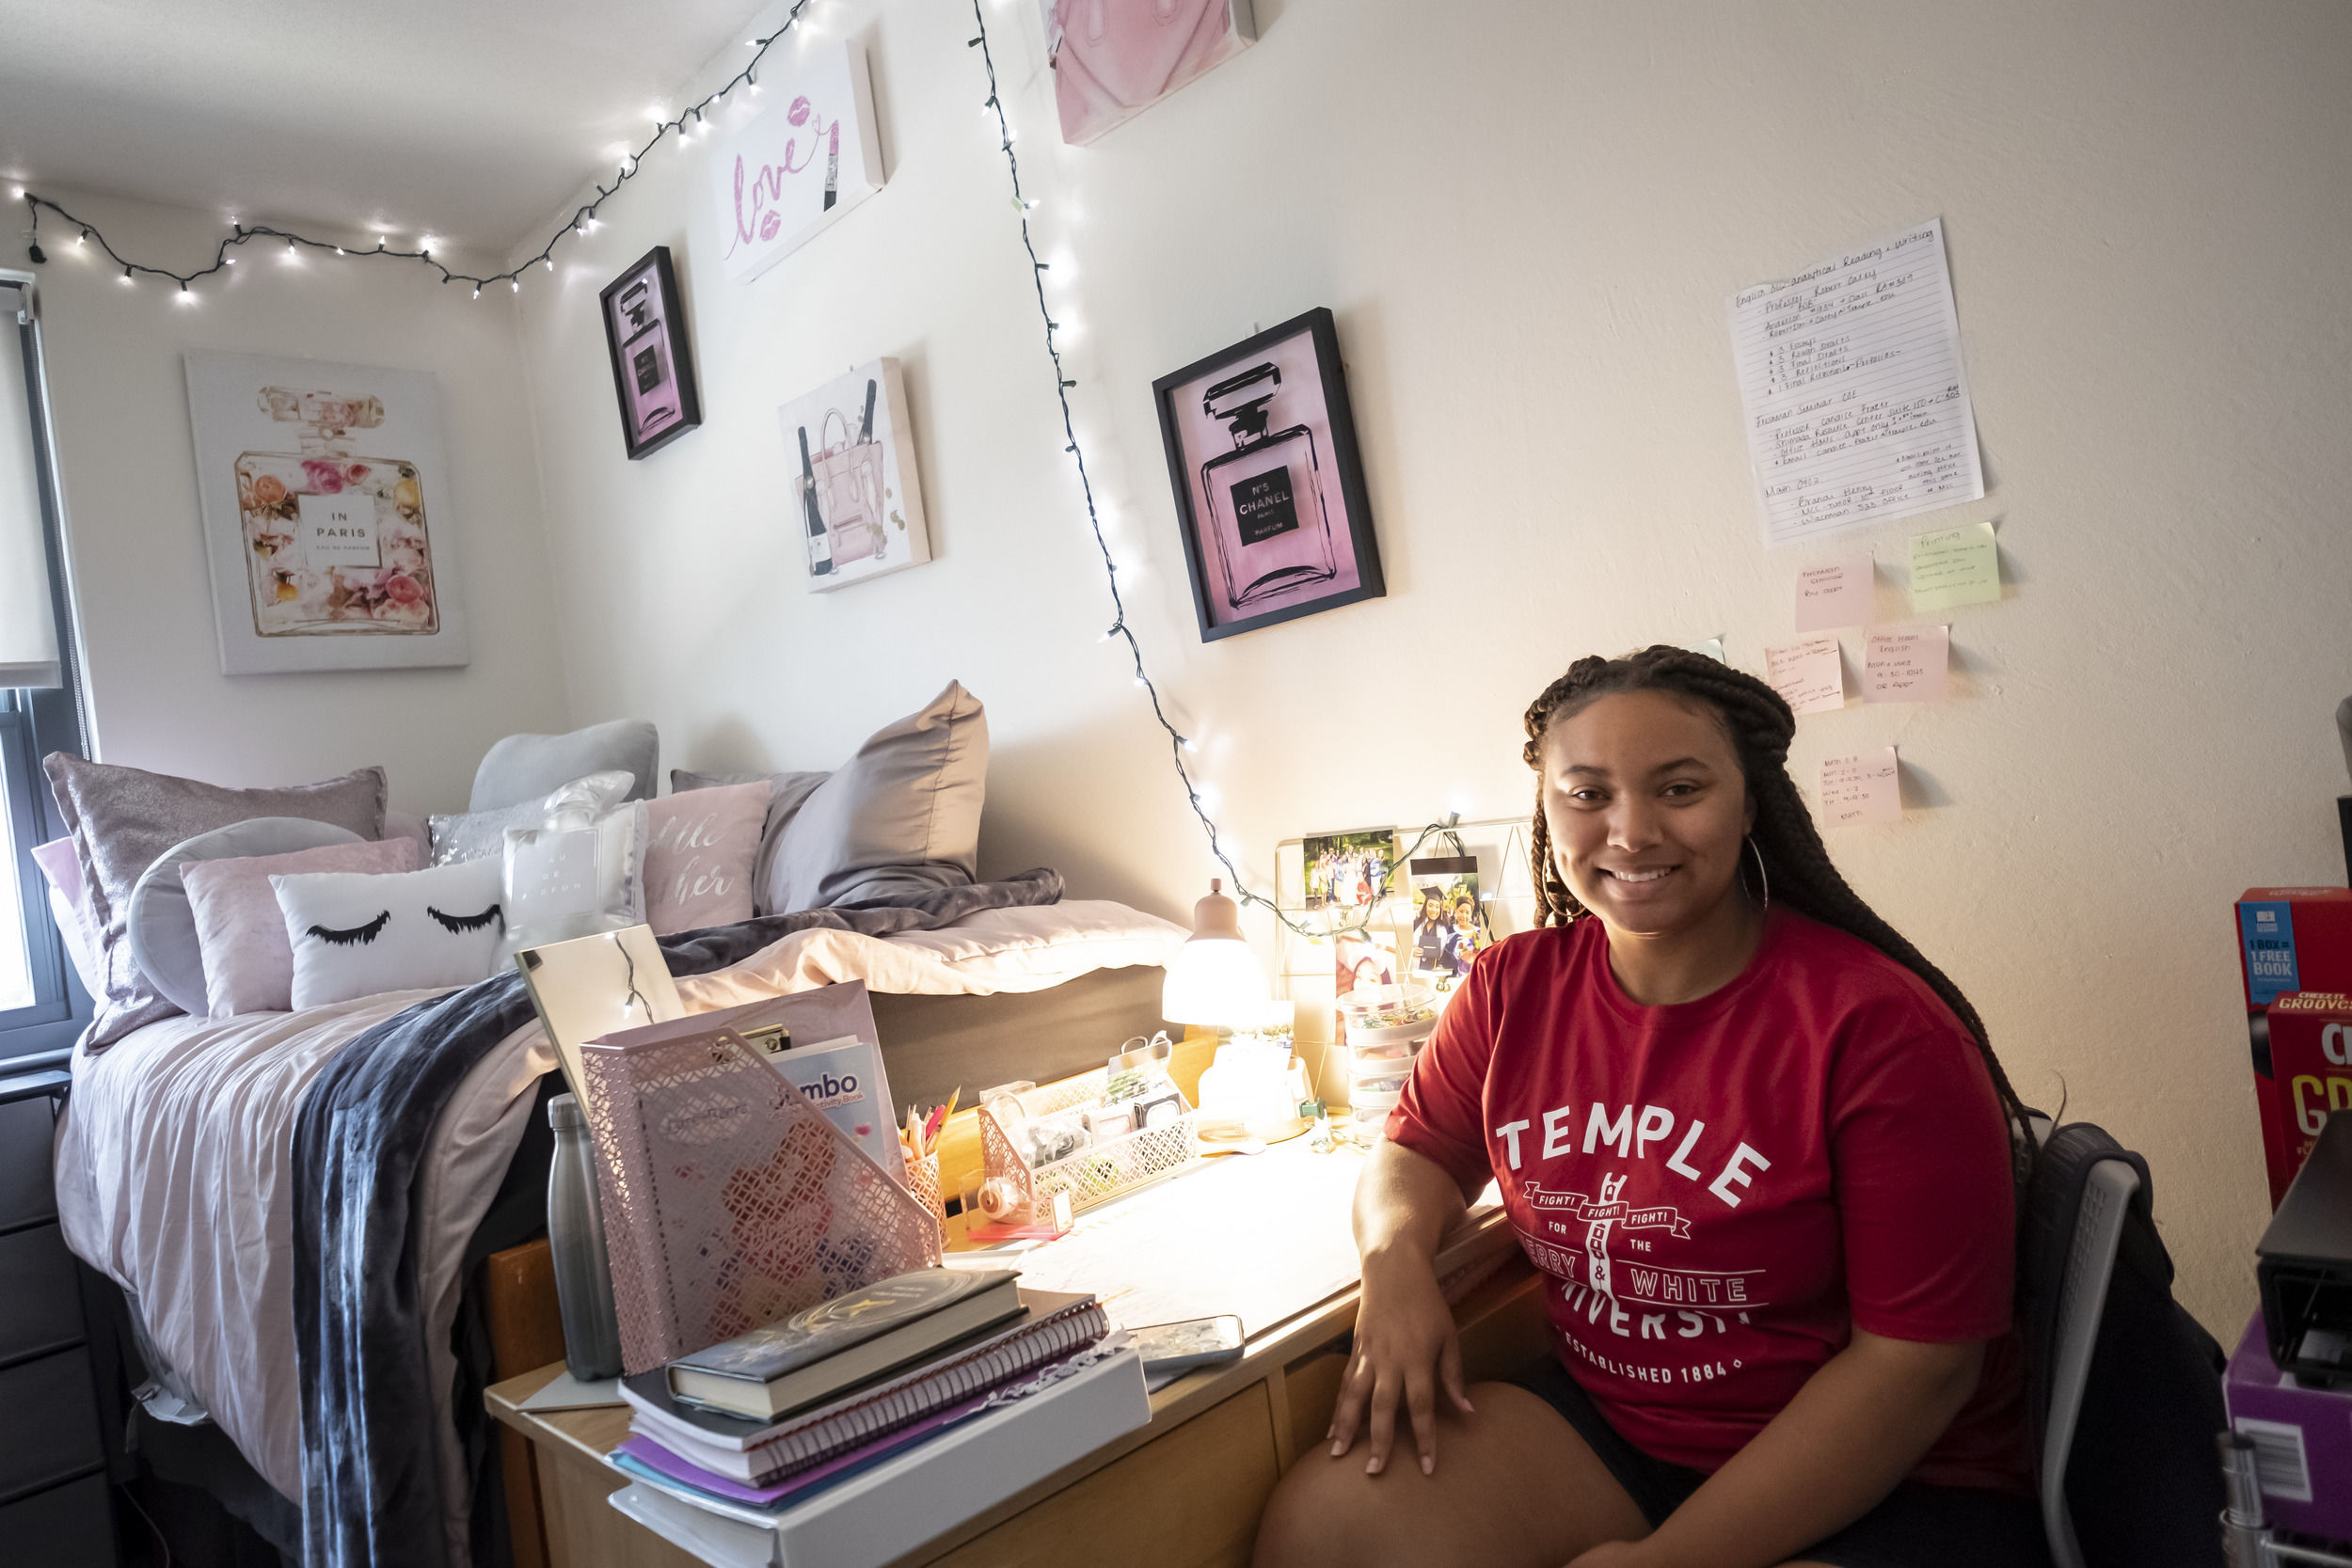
left=1325, top=1244, right=1475, bottom=1477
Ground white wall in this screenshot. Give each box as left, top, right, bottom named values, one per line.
left=513, top=0, right=2352, bottom=1333
left=27, top=187, right=570, bottom=814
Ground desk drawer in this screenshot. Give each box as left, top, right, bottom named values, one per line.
left=0, top=1225, right=83, bottom=1366
left=0, top=1471, right=116, bottom=1568
left=0, top=1349, right=103, bottom=1503
left=0, top=1099, right=55, bottom=1234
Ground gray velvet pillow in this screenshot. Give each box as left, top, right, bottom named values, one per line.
left=128, top=816, right=366, bottom=1016
left=470, top=719, right=658, bottom=813
left=673, top=767, right=831, bottom=915
left=760, top=681, right=987, bottom=916
left=40, top=753, right=388, bottom=1048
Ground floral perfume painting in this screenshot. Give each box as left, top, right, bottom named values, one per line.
left=186, top=353, right=469, bottom=673
left=1153, top=308, right=1383, bottom=641
left=774, top=358, right=932, bottom=593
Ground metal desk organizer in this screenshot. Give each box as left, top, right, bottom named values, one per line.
left=976, top=1068, right=1200, bottom=1227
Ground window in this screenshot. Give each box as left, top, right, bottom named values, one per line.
left=1, top=275, right=90, bottom=1060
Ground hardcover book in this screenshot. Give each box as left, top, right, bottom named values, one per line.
left=668, top=1268, right=1022, bottom=1419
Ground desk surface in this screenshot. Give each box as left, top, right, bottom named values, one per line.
left=487, top=1140, right=1518, bottom=1561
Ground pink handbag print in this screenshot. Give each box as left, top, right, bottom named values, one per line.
left=1047, top=0, right=1254, bottom=146
left=810, top=407, right=886, bottom=566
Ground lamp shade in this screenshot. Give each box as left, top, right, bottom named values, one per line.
left=1161, top=879, right=1270, bottom=1026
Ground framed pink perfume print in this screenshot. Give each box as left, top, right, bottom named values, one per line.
left=1152, top=308, right=1383, bottom=642
left=599, top=247, right=702, bottom=461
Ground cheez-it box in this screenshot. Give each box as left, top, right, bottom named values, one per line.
left=2263, top=991, right=2352, bottom=1206
left=2238, top=888, right=2352, bottom=1010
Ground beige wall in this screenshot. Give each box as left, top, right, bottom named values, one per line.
left=25, top=187, right=570, bottom=815
left=502, top=0, right=2352, bottom=1336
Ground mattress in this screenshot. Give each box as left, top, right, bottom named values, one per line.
left=52, top=899, right=1182, bottom=1562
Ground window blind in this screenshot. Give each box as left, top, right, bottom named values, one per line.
left=0, top=284, right=59, bottom=689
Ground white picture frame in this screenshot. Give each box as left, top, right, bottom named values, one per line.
left=709, top=39, right=886, bottom=285
left=184, top=351, right=469, bottom=673
left=777, top=358, right=932, bottom=593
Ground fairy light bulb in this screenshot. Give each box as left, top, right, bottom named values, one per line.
left=175, top=284, right=194, bottom=306
left=509, top=278, right=519, bottom=293
left=119, top=268, right=133, bottom=286
left=544, top=258, right=553, bottom=271
left=471, top=285, right=481, bottom=299
left=73, top=229, right=86, bottom=248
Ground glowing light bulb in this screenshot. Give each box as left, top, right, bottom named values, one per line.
left=73, top=230, right=86, bottom=247
left=119, top=269, right=133, bottom=286
left=471, top=285, right=481, bottom=299
left=175, top=286, right=195, bottom=306
left=510, top=279, right=519, bottom=293
left=225, top=254, right=237, bottom=264
left=335, top=245, right=344, bottom=255
left=544, top=258, right=553, bottom=271
left=584, top=218, right=600, bottom=233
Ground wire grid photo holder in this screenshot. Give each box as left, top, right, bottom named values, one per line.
left=576, top=1025, right=945, bottom=1374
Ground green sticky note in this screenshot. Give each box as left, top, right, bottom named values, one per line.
left=1908, top=521, right=2000, bottom=612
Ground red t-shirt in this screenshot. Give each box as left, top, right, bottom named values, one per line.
left=1388, top=909, right=2029, bottom=1492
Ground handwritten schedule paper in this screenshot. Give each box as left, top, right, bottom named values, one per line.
left=1864, top=626, right=1948, bottom=703
left=1795, top=549, right=1874, bottom=633
left=1821, top=748, right=1902, bottom=827
left=1909, top=520, right=2001, bottom=611
left=1729, top=219, right=1984, bottom=547
left=1764, top=636, right=1847, bottom=716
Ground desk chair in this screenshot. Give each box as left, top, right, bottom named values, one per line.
left=2018, top=1117, right=2228, bottom=1568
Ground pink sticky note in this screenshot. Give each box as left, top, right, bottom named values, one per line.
left=1863, top=626, right=1949, bottom=703
left=1764, top=636, right=1846, bottom=716
left=1795, top=550, right=1873, bottom=634
left=1820, top=748, right=1901, bottom=827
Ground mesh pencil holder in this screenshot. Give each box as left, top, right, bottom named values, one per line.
left=976, top=1072, right=1199, bottom=1225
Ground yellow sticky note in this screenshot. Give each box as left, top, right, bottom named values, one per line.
left=1908, top=521, right=2000, bottom=612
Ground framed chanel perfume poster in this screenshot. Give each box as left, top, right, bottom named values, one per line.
left=776, top=358, right=933, bottom=592
left=1152, top=308, right=1383, bottom=642
left=184, top=351, right=469, bottom=673
left=599, top=246, right=702, bottom=461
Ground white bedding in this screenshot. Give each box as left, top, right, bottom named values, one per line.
left=53, top=899, right=1181, bottom=1562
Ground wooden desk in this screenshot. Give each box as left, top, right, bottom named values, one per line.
left=486, top=1172, right=1547, bottom=1568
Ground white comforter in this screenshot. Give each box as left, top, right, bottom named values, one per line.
left=53, top=900, right=1181, bottom=1562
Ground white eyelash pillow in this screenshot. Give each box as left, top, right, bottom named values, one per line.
left=272, top=857, right=506, bottom=1010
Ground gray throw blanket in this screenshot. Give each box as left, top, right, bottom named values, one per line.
left=291, top=870, right=1064, bottom=1568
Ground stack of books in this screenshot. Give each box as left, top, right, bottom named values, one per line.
left=612, top=1264, right=1144, bottom=1550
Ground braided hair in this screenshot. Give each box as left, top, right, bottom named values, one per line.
left=1522, top=644, right=2033, bottom=1180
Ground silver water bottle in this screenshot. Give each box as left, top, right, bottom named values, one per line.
left=548, top=1093, right=623, bottom=1381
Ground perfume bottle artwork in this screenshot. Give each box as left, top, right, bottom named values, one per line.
left=1197, top=362, right=1338, bottom=611
left=234, top=388, right=437, bottom=637
left=796, top=377, right=889, bottom=570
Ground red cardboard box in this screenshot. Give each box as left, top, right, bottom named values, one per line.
left=2262, top=992, right=2352, bottom=1205
left=2236, top=889, right=2352, bottom=1209
left=2237, top=889, right=2352, bottom=1010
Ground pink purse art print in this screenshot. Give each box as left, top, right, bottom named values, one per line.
left=235, top=387, right=438, bottom=639
left=776, top=359, right=933, bottom=594
left=1042, top=0, right=1258, bottom=146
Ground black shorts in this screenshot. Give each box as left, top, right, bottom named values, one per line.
left=1507, top=1357, right=2053, bottom=1568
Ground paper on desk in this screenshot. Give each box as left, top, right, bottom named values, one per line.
left=519, top=1369, right=624, bottom=1412
left=1795, top=550, right=1873, bottom=633
left=1004, top=1145, right=1370, bottom=1338
left=1764, top=636, right=1847, bottom=717
left=1729, top=218, right=1984, bottom=547
left=1863, top=626, right=1947, bottom=703
left=1820, top=748, right=1902, bottom=828
left=1908, top=520, right=2001, bottom=612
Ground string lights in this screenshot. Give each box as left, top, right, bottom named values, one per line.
left=10, top=0, right=1452, bottom=941
left=15, top=0, right=814, bottom=301
left=963, top=0, right=1449, bottom=938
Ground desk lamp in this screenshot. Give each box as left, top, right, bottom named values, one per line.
left=1161, top=879, right=1270, bottom=1028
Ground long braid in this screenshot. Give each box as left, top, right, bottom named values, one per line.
left=1521, top=645, right=2034, bottom=1183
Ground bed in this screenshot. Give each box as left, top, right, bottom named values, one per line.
left=53, top=893, right=1185, bottom=1568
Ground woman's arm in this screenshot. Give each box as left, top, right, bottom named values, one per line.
left=1326, top=1137, right=1478, bottom=1477
left=1570, top=1328, right=1986, bottom=1568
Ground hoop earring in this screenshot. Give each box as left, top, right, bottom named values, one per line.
left=1742, top=835, right=1771, bottom=915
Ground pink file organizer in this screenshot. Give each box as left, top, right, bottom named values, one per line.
left=575, top=1024, right=945, bottom=1375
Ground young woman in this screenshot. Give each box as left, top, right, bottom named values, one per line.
left=1254, top=647, right=2047, bottom=1568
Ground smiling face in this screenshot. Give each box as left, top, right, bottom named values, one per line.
left=1538, top=689, right=1755, bottom=939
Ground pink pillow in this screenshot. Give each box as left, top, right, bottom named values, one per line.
left=32, top=837, right=104, bottom=998
left=644, top=783, right=769, bottom=936
left=183, top=838, right=421, bottom=1016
